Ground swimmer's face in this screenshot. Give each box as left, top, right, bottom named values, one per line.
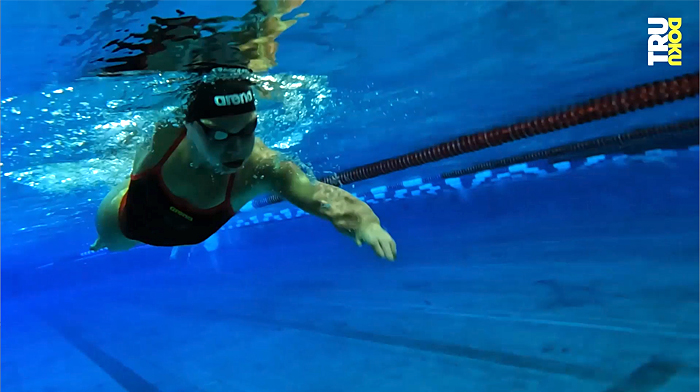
left=185, top=111, right=257, bottom=173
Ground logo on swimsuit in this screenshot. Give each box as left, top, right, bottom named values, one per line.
left=214, top=91, right=254, bottom=106
left=170, top=206, right=193, bottom=221
left=648, top=18, right=682, bottom=66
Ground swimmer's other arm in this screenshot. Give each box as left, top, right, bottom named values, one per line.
left=257, top=151, right=397, bottom=261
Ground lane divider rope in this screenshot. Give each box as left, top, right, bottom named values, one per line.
left=254, top=72, right=699, bottom=208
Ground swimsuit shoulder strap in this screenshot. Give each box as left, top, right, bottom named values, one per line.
left=152, top=130, right=188, bottom=170
left=223, top=174, right=236, bottom=214
left=131, top=130, right=187, bottom=180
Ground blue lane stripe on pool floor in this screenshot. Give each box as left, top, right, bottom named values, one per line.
left=36, top=311, right=161, bottom=392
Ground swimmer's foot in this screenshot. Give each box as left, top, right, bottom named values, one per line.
left=90, top=238, right=105, bottom=251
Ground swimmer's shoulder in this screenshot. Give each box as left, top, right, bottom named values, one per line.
left=248, top=137, right=280, bottom=171
left=244, top=138, right=302, bottom=186
left=236, top=138, right=279, bottom=188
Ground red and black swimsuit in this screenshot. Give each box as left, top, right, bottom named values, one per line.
left=118, top=131, right=236, bottom=247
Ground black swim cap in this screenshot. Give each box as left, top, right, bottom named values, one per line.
left=184, top=77, right=256, bottom=122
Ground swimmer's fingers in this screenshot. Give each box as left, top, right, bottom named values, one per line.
left=371, top=240, right=387, bottom=260
left=388, top=238, right=397, bottom=261
left=353, top=224, right=396, bottom=261
left=381, top=237, right=396, bottom=261
left=372, top=237, right=396, bottom=262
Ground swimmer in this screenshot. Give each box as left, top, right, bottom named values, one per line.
left=90, top=75, right=397, bottom=261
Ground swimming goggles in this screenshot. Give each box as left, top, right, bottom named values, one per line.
left=197, top=117, right=257, bottom=141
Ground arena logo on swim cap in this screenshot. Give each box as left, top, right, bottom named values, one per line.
left=214, top=90, right=254, bottom=106
left=648, top=17, right=682, bottom=66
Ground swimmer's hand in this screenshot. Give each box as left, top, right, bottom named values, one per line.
left=354, top=222, right=397, bottom=261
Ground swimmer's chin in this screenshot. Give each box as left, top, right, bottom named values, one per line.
left=197, top=159, right=243, bottom=174
left=213, top=164, right=241, bottom=175
left=215, top=160, right=245, bottom=174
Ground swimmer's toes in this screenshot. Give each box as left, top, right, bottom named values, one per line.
left=90, top=238, right=104, bottom=251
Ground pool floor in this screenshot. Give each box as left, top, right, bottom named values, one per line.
left=3, top=157, right=699, bottom=392
left=4, top=226, right=698, bottom=391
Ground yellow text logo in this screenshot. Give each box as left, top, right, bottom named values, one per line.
left=648, top=18, right=682, bottom=66
left=169, top=206, right=193, bottom=221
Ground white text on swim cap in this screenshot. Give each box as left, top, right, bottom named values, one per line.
left=214, top=91, right=254, bottom=106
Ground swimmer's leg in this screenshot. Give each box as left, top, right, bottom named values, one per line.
left=169, top=246, right=180, bottom=260
left=210, top=253, right=221, bottom=273
left=92, top=178, right=140, bottom=252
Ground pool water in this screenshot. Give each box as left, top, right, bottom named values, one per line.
left=1, top=1, right=699, bottom=392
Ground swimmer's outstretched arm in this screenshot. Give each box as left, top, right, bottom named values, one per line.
left=257, top=153, right=396, bottom=261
